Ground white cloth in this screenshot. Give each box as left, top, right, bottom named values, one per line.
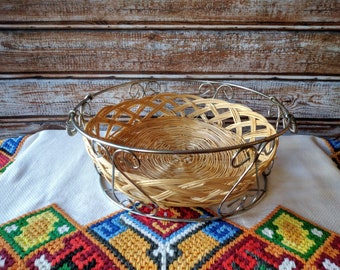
left=1, top=130, right=339, bottom=233
left=0, top=130, right=120, bottom=224
left=231, top=135, right=340, bottom=233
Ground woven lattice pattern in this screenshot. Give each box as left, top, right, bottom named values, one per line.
left=84, top=93, right=278, bottom=207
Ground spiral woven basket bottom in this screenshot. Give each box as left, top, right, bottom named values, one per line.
left=84, top=116, right=260, bottom=207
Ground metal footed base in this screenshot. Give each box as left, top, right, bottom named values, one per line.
left=99, top=173, right=267, bottom=222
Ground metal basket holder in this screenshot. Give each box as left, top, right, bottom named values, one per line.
left=67, top=79, right=297, bottom=222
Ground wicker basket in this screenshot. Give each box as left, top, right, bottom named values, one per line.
left=83, top=93, right=278, bottom=207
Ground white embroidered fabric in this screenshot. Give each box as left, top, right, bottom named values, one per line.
left=0, top=130, right=339, bottom=233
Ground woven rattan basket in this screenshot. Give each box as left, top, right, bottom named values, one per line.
left=83, top=93, right=278, bottom=207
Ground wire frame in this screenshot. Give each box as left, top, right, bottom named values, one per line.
left=67, top=79, right=297, bottom=222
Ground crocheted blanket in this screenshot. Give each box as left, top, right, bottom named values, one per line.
left=1, top=204, right=339, bottom=269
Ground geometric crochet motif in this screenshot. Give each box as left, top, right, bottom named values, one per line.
left=0, top=205, right=123, bottom=269
left=255, top=207, right=331, bottom=261
left=0, top=207, right=76, bottom=258
left=87, top=207, right=243, bottom=270
left=254, top=206, right=340, bottom=269
left=205, top=232, right=305, bottom=269
left=0, top=136, right=24, bottom=156
left=1, top=204, right=339, bottom=269
left=308, top=234, right=340, bottom=270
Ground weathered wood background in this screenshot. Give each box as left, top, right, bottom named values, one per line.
left=0, top=0, right=339, bottom=138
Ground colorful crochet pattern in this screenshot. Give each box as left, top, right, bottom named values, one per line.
left=0, top=205, right=125, bottom=269
left=0, top=205, right=339, bottom=269
left=0, top=135, right=26, bottom=174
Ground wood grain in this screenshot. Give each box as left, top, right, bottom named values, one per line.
left=0, top=30, right=339, bottom=75
left=1, top=0, right=339, bottom=25
left=1, top=79, right=339, bottom=118
left=0, top=1, right=339, bottom=138
left=0, top=121, right=65, bottom=139
left=1, top=79, right=339, bottom=138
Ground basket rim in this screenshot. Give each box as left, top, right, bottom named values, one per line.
left=69, top=80, right=295, bottom=154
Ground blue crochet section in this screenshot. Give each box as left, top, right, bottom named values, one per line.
left=326, top=137, right=340, bottom=152
left=0, top=136, right=24, bottom=155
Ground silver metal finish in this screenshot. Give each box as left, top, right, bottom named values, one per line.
left=67, top=79, right=297, bottom=222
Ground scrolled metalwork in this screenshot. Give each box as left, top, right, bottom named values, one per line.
left=257, top=139, right=276, bottom=157
left=198, top=82, right=216, bottom=97
left=128, top=80, right=161, bottom=99
left=66, top=94, right=93, bottom=136
left=216, top=165, right=267, bottom=218
left=214, top=83, right=234, bottom=100
left=198, top=82, right=234, bottom=100
left=128, top=81, right=145, bottom=99
left=231, top=147, right=255, bottom=168
left=268, top=96, right=297, bottom=134
left=112, top=149, right=140, bottom=170
left=217, top=146, right=258, bottom=216
left=112, top=149, right=159, bottom=207
left=256, top=139, right=277, bottom=177
left=66, top=110, right=78, bottom=136
left=91, top=140, right=112, bottom=161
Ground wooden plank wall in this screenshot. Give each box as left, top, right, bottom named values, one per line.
left=0, top=0, right=339, bottom=138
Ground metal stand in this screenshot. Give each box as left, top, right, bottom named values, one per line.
left=67, top=79, right=296, bottom=222
left=98, top=169, right=268, bottom=222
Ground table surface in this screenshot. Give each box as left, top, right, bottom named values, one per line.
left=0, top=130, right=339, bottom=233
